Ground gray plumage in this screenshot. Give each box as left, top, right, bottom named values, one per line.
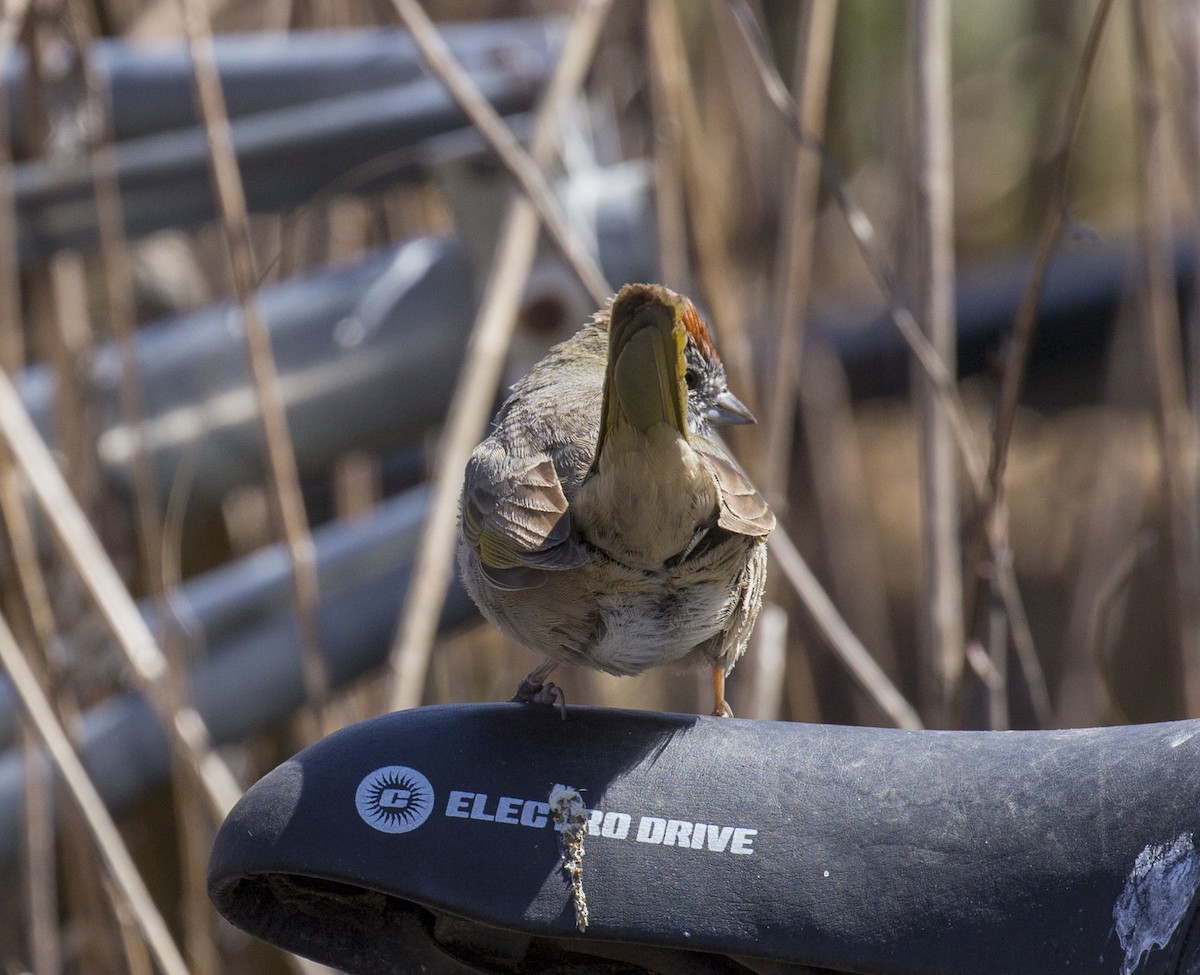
left=457, top=284, right=774, bottom=692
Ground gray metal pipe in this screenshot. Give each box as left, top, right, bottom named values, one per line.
left=16, top=158, right=660, bottom=508
left=3, top=21, right=559, bottom=144
left=0, top=483, right=478, bottom=864
left=13, top=70, right=551, bottom=262
left=0, top=162, right=661, bottom=860
left=19, top=234, right=474, bottom=505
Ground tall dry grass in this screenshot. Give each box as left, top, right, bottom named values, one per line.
left=0, top=0, right=1194, bottom=971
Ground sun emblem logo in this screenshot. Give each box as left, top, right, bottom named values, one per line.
left=355, top=766, right=435, bottom=834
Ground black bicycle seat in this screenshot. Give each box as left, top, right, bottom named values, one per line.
left=208, top=703, right=1200, bottom=975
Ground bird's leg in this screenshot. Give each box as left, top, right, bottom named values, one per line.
left=711, top=666, right=733, bottom=717
left=512, top=659, right=566, bottom=719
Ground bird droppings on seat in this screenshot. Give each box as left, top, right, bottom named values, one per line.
left=549, top=784, right=589, bottom=931
left=1112, top=832, right=1200, bottom=975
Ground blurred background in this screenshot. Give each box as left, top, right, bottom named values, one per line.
left=0, top=0, right=1196, bottom=971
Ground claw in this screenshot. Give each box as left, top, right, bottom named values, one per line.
left=511, top=661, right=567, bottom=719
left=511, top=678, right=567, bottom=719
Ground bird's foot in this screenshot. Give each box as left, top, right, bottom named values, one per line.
left=712, top=699, right=734, bottom=718
left=511, top=676, right=567, bottom=720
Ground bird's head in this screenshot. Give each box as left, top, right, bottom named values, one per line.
left=594, top=283, right=755, bottom=464
left=677, top=298, right=756, bottom=436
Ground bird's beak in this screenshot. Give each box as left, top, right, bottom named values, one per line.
left=707, top=390, right=756, bottom=426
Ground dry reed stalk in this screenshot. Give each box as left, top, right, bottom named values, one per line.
left=611, top=7, right=688, bottom=708
left=706, top=0, right=932, bottom=728
left=66, top=0, right=163, bottom=610
left=0, top=364, right=243, bottom=815
left=333, top=451, right=381, bottom=520
left=22, top=12, right=99, bottom=506
left=65, top=3, right=224, bottom=964
left=645, top=0, right=757, bottom=713
left=730, top=602, right=787, bottom=719
left=9, top=19, right=252, bottom=968
left=783, top=633, right=822, bottom=721
left=0, top=6, right=62, bottom=970
left=0, top=42, right=62, bottom=975
left=981, top=0, right=1116, bottom=521
left=647, top=0, right=755, bottom=421
left=388, top=0, right=611, bottom=307
left=175, top=790, right=219, bottom=975
left=1088, top=531, right=1150, bottom=725
left=960, top=0, right=1115, bottom=727
left=20, top=733, right=61, bottom=975
left=105, top=870, right=157, bottom=975
left=23, top=30, right=119, bottom=963
left=387, top=0, right=615, bottom=710
left=0, top=464, right=61, bottom=975
left=21, top=92, right=114, bottom=975
left=767, top=522, right=923, bottom=728
left=724, top=0, right=985, bottom=498
left=0, top=609, right=192, bottom=975
left=708, top=5, right=766, bottom=208
left=61, top=804, right=129, bottom=975
left=982, top=590, right=1008, bottom=730
left=1, top=504, right=60, bottom=975
left=1059, top=328, right=1151, bottom=725
left=757, top=2, right=841, bottom=726
left=178, top=0, right=330, bottom=731
left=762, top=0, right=839, bottom=509
left=1130, top=0, right=1200, bottom=716
left=799, top=343, right=898, bottom=697
left=987, top=502, right=1052, bottom=728
left=44, top=252, right=100, bottom=501
left=726, top=0, right=1047, bottom=729
left=1177, top=1, right=1200, bottom=414
left=1175, top=0, right=1200, bottom=709
left=0, top=464, right=54, bottom=649
left=910, top=0, right=962, bottom=726
left=759, top=1, right=841, bottom=726
left=646, top=3, right=690, bottom=292
left=0, top=0, right=27, bottom=371
left=0, top=1, right=54, bottom=655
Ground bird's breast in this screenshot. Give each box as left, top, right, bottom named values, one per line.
left=573, top=423, right=718, bottom=569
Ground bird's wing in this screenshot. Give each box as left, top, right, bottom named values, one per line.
left=461, top=444, right=588, bottom=590
left=693, top=437, right=776, bottom=538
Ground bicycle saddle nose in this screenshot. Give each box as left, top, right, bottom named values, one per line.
left=208, top=704, right=1200, bottom=975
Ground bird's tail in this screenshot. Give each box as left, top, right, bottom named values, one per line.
left=593, top=284, right=689, bottom=468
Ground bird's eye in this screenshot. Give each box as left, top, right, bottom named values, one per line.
left=685, top=367, right=700, bottom=391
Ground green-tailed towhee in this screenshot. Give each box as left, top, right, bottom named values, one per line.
left=457, top=283, right=774, bottom=716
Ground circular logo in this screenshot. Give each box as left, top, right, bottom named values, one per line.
left=355, top=766, right=435, bottom=834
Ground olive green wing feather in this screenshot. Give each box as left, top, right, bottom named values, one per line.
left=693, top=437, right=776, bottom=538
left=461, top=444, right=588, bottom=590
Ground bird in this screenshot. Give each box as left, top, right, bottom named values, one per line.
left=457, top=282, right=774, bottom=716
